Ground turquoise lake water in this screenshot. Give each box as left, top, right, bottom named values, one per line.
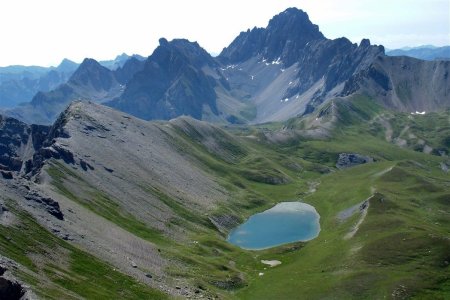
left=227, top=202, right=320, bottom=250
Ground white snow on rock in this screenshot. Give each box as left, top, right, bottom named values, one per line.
left=271, top=57, right=282, bottom=65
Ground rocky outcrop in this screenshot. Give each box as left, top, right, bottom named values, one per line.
left=336, top=153, right=373, bottom=169
left=0, top=264, right=26, bottom=300
left=0, top=171, right=13, bottom=179
left=0, top=277, right=25, bottom=300
left=0, top=114, right=50, bottom=172
left=24, top=191, right=64, bottom=220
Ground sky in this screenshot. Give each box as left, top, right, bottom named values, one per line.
left=0, top=0, right=449, bottom=67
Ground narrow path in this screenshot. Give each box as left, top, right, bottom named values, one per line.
left=373, top=166, right=394, bottom=178
left=378, top=117, right=393, bottom=142
left=371, top=114, right=393, bottom=142
left=344, top=197, right=371, bottom=240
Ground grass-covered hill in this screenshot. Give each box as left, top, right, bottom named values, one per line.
left=0, top=96, right=449, bottom=299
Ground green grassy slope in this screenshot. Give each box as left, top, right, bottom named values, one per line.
left=6, top=95, right=448, bottom=299
left=0, top=200, right=167, bottom=299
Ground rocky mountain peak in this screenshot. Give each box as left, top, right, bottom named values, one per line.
left=56, top=58, right=78, bottom=73
left=265, top=7, right=323, bottom=42
left=107, top=38, right=218, bottom=121
left=69, top=58, right=115, bottom=91
left=219, top=7, right=325, bottom=66
left=152, top=38, right=216, bottom=69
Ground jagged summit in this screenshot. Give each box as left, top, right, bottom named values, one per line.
left=219, top=7, right=325, bottom=66
left=154, top=38, right=217, bottom=68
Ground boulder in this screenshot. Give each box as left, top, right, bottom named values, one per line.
left=25, top=192, right=64, bottom=220
left=336, top=153, right=373, bottom=169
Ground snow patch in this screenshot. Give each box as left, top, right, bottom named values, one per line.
left=261, top=260, right=282, bottom=267
left=411, top=111, right=426, bottom=115
left=271, top=57, right=282, bottom=65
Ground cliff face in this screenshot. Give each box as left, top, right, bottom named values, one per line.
left=219, top=8, right=326, bottom=66
left=0, top=114, right=49, bottom=173
left=342, top=56, right=450, bottom=112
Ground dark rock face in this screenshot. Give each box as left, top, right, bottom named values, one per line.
left=0, top=114, right=50, bottom=172
left=219, top=8, right=325, bottom=67
left=0, top=171, right=13, bottom=179
left=23, top=106, right=75, bottom=174
left=0, top=105, right=76, bottom=177
left=336, top=153, right=373, bottom=169
left=79, top=159, right=94, bottom=171
left=0, top=277, right=25, bottom=300
left=0, top=265, right=26, bottom=300
left=107, top=39, right=219, bottom=121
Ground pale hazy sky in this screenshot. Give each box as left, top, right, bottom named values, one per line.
left=0, top=0, right=449, bottom=67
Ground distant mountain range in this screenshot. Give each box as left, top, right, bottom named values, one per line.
left=0, top=54, right=145, bottom=109
left=5, top=57, right=145, bottom=124
left=386, top=45, right=450, bottom=61
left=0, top=59, right=78, bottom=109
left=2, top=8, right=449, bottom=126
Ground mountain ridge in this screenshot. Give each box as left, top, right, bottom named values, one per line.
left=2, top=7, right=449, bottom=127
left=387, top=45, right=450, bottom=61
